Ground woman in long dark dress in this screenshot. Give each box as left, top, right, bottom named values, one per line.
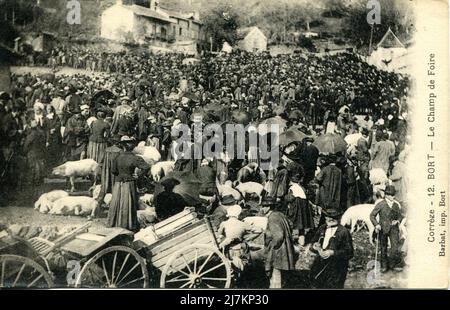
left=107, top=136, right=150, bottom=232
left=23, top=120, right=47, bottom=199
left=45, top=105, right=62, bottom=170
left=87, top=111, right=110, bottom=163
left=285, top=168, right=315, bottom=246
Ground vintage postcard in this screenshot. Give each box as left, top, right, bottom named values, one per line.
left=0, top=0, right=448, bottom=290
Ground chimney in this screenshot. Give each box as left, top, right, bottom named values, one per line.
left=149, top=0, right=159, bottom=11
left=192, top=11, right=200, bottom=21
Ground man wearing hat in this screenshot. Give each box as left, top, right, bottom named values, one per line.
left=154, top=177, right=186, bottom=221
left=370, top=185, right=404, bottom=272
left=146, top=115, right=163, bottom=151
left=211, top=194, right=236, bottom=228
left=160, top=119, right=173, bottom=160
left=356, top=127, right=372, bottom=200
left=310, top=208, right=354, bottom=288
left=63, top=103, right=89, bottom=160
left=50, top=90, right=67, bottom=124
left=315, top=153, right=342, bottom=225
left=299, top=136, right=319, bottom=186
left=66, top=86, right=82, bottom=115
left=261, top=196, right=295, bottom=288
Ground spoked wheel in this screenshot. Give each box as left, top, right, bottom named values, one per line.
left=161, top=244, right=232, bottom=289
left=75, top=246, right=149, bottom=288
left=0, top=255, right=53, bottom=288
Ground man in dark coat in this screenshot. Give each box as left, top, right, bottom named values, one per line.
left=160, top=121, right=173, bottom=160
left=370, top=185, right=404, bottom=272
left=262, top=197, right=296, bottom=288
left=63, top=106, right=89, bottom=161
left=1, top=105, right=25, bottom=192
left=356, top=128, right=372, bottom=202
left=298, top=137, right=319, bottom=185
left=154, top=178, right=186, bottom=221
left=310, top=208, right=354, bottom=288
left=316, top=154, right=342, bottom=215
left=195, top=159, right=217, bottom=196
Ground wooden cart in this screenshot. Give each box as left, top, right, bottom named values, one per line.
left=0, top=210, right=233, bottom=289
left=75, top=210, right=232, bottom=289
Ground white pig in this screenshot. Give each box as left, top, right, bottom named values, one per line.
left=51, top=196, right=99, bottom=217
left=134, top=144, right=161, bottom=164
left=52, top=159, right=99, bottom=192
left=235, top=182, right=265, bottom=204
left=34, top=190, right=69, bottom=210
left=151, top=161, right=175, bottom=182
left=216, top=180, right=242, bottom=201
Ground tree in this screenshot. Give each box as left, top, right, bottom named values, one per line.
left=343, top=0, right=414, bottom=51
left=202, top=2, right=239, bottom=51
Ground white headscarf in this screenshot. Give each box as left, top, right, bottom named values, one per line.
left=289, top=182, right=306, bottom=199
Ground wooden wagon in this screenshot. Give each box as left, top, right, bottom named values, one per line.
left=0, top=210, right=234, bottom=289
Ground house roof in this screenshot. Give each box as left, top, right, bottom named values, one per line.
left=0, top=44, right=22, bottom=64
left=162, top=8, right=203, bottom=25
left=377, top=27, right=405, bottom=49
left=125, top=4, right=172, bottom=23
left=237, top=27, right=266, bottom=40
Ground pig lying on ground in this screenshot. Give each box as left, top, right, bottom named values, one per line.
left=52, top=159, right=99, bottom=192
left=235, top=182, right=265, bottom=204
left=216, top=180, right=242, bottom=201
left=150, top=161, right=175, bottom=182
left=34, top=190, right=69, bottom=213
left=50, top=196, right=99, bottom=217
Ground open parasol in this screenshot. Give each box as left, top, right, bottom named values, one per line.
left=312, top=133, right=347, bottom=154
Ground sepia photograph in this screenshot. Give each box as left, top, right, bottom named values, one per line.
left=0, top=0, right=447, bottom=291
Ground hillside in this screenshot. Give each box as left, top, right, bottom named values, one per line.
left=4, top=0, right=414, bottom=48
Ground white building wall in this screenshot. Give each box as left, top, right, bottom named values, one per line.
left=238, top=28, right=267, bottom=52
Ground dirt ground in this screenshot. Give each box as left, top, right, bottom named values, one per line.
left=0, top=183, right=408, bottom=289
left=11, top=66, right=107, bottom=78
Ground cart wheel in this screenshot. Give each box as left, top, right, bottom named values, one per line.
left=75, top=246, right=149, bottom=288
left=0, top=254, right=53, bottom=288
left=161, top=244, right=232, bottom=289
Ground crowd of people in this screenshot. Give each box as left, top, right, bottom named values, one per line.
left=0, top=45, right=410, bottom=288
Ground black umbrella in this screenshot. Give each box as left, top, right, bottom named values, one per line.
left=92, top=89, right=116, bottom=104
